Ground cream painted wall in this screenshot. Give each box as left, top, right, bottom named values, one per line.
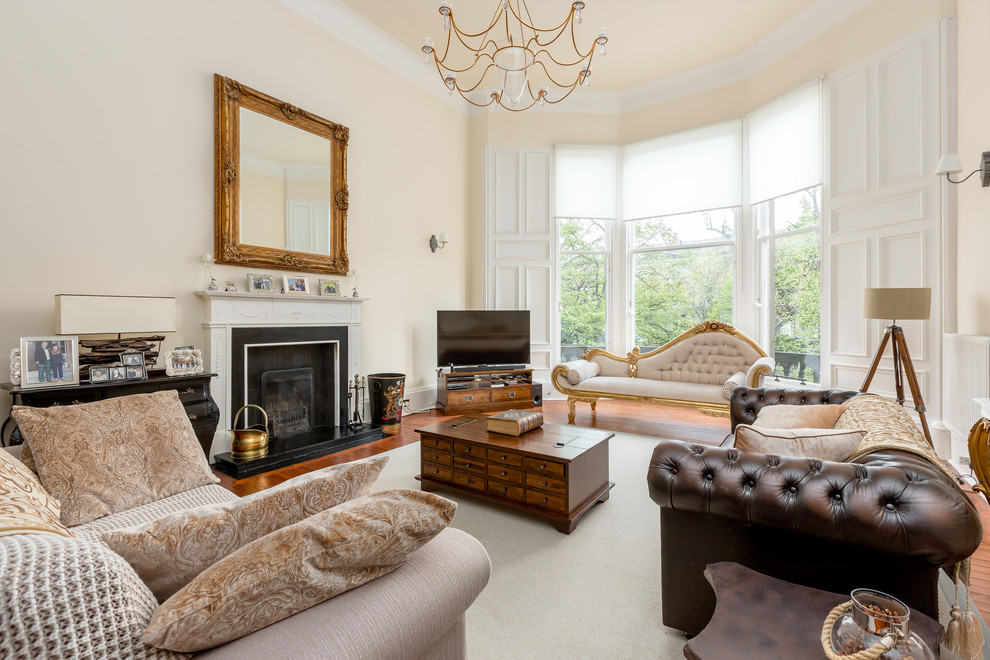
left=0, top=0, right=471, bottom=424
left=955, top=0, right=990, bottom=334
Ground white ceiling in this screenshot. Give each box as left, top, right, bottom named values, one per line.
left=337, top=0, right=816, bottom=92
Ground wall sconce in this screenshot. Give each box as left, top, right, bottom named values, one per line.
left=935, top=151, right=990, bottom=186
left=429, top=233, right=449, bottom=252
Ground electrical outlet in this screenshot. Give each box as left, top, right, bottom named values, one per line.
left=960, top=455, right=972, bottom=466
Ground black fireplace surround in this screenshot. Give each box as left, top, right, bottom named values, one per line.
left=212, top=326, right=382, bottom=479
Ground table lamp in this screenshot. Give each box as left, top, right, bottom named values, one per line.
left=861, top=287, right=933, bottom=447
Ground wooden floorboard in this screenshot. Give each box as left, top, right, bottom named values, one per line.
left=214, top=398, right=990, bottom=622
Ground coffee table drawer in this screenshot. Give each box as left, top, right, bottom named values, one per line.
left=486, top=448, right=524, bottom=467
left=526, top=473, right=566, bottom=495
left=421, top=449, right=452, bottom=466
left=524, top=457, right=566, bottom=479
left=526, top=489, right=566, bottom=512
left=487, top=464, right=523, bottom=484
left=453, top=471, right=485, bottom=491
left=453, top=441, right=485, bottom=458
left=487, top=480, right=524, bottom=502
left=422, top=463, right=452, bottom=482
left=492, top=385, right=530, bottom=403
left=453, top=456, right=486, bottom=475
left=421, top=436, right=452, bottom=452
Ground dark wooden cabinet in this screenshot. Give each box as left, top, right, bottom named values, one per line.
left=437, top=368, right=535, bottom=414
left=1, top=372, right=220, bottom=459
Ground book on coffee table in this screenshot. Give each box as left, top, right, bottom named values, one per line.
left=487, top=409, right=544, bottom=436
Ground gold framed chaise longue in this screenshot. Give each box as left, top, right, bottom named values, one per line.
left=551, top=321, right=775, bottom=422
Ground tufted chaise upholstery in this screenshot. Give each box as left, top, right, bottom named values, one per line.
left=646, top=387, right=982, bottom=636
left=552, top=321, right=774, bottom=422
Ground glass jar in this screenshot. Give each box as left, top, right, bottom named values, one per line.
left=829, top=589, right=936, bottom=659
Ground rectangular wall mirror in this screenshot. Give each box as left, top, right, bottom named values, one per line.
left=215, top=74, right=349, bottom=275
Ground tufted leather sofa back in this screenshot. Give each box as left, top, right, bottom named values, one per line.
left=635, top=333, right=761, bottom=384
left=729, top=386, right=860, bottom=431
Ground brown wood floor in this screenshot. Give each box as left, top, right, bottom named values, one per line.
left=215, top=398, right=990, bottom=622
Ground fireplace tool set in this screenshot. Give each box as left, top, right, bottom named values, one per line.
left=347, top=375, right=367, bottom=430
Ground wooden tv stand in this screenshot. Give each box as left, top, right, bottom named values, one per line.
left=437, top=367, right=534, bottom=414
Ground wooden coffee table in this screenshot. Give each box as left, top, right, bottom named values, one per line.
left=416, top=414, right=614, bottom=533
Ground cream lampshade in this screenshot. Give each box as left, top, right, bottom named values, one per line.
left=862, top=288, right=931, bottom=322
left=56, top=295, right=176, bottom=334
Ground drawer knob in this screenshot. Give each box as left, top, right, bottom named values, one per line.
left=180, top=388, right=195, bottom=394
left=465, top=463, right=472, bottom=468
left=501, top=487, right=507, bottom=494
left=540, top=464, right=546, bottom=469
left=466, top=478, right=473, bottom=484
left=433, top=469, right=439, bottom=474
left=508, top=392, right=516, bottom=398
left=501, top=471, right=507, bottom=476
left=542, top=497, right=548, bottom=503
left=501, top=455, right=507, bottom=460
left=432, top=454, right=439, bottom=460
left=542, top=481, right=548, bottom=486
left=465, top=395, right=474, bottom=401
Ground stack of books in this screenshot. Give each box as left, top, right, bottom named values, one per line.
left=486, top=409, right=544, bottom=436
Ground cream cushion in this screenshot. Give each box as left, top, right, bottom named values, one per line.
left=722, top=371, right=746, bottom=399
left=734, top=425, right=866, bottom=462
left=11, top=391, right=219, bottom=527
left=751, top=404, right=845, bottom=430
left=103, top=456, right=389, bottom=601
left=0, top=449, right=72, bottom=538
left=143, top=489, right=457, bottom=653
left=566, top=360, right=601, bottom=385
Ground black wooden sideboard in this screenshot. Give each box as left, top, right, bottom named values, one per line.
left=1, top=372, right=220, bottom=459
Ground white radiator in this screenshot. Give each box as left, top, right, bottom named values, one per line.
left=942, top=333, right=990, bottom=439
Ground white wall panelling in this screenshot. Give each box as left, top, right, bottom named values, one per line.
left=823, top=22, right=943, bottom=422
left=484, top=147, right=556, bottom=383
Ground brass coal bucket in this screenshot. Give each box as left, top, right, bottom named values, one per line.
left=230, top=404, right=269, bottom=460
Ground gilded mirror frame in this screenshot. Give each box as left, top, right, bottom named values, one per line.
left=214, top=74, right=349, bottom=275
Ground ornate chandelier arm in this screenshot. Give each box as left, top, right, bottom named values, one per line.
left=505, top=0, right=575, bottom=36
left=530, top=58, right=592, bottom=89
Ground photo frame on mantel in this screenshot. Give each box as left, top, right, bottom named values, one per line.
left=19, top=336, right=79, bottom=389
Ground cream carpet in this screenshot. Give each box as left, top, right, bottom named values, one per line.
left=370, top=431, right=688, bottom=660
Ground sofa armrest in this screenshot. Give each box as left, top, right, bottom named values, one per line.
left=744, top=357, right=776, bottom=388
left=194, top=527, right=491, bottom=660
left=646, top=441, right=981, bottom=567
left=729, top=387, right=861, bottom=431
left=551, top=360, right=601, bottom=391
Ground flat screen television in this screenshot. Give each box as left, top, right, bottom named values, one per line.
left=437, top=310, right=530, bottom=368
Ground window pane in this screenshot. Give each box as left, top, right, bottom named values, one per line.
left=773, top=229, right=821, bottom=382
left=633, top=246, right=733, bottom=350
left=559, top=252, right=607, bottom=361
left=774, top=187, right=821, bottom=233
left=559, top=218, right=608, bottom=252
left=633, top=208, right=736, bottom=249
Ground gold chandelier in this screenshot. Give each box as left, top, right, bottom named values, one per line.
left=422, top=0, right=607, bottom=112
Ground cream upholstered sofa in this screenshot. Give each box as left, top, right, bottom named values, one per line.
left=0, top=443, right=491, bottom=660
left=552, top=321, right=774, bottom=421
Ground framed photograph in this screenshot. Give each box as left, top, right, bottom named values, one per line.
left=125, top=364, right=147, bottom=380
left=120, top=351, right=144, bottom=367
left=109, top=366, right=127, bottom=381
left=283, top=274, right=310, bottom=295
left=247, top=273, right=274, bottom=293
left=19, top=337, right=79, bottom=389
left=164, top=348, right=204, bottom=377
left=89, top=366, right=110, bottom=383
left=224, top=281, right=238, bottom=292
left=319, top=279, right=340, bottom=296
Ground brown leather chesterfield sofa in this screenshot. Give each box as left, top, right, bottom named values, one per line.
left=646, top=386, right=983, bottom=636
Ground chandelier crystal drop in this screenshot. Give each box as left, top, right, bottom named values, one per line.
left=422, top=0, right=608, bottom=112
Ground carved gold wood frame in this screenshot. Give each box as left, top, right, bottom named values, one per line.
left=551, top=321, right=772, bottom=422
left=214, top=74, right=349, bottom=275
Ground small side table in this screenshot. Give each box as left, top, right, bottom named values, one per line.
left=684, top=562, right=942, bottom=660
left=1, top=372, right=220, bottom=460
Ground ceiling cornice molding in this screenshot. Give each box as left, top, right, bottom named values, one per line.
left=280, top=0, right=876, bottom=117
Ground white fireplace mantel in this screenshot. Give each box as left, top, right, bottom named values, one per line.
left=196, top=290, right=367, bottom=458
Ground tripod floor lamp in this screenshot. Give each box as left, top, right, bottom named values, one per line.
left=860, top=287, right=934, bottom=448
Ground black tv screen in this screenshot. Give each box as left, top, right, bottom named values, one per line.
left=437, top=310, right=530, bottom=368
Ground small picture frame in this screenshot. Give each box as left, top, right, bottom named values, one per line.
left=19, top=336, right=80, bottom=389
left=319, top=279, right=340, bottom=296
left=283, top=274, right=310, bottom=295
left=247, top=273, right=274, bottom=293
left=89, top=366, right=110, bottom=383
left=109, top=366, right=127, bottom=381
left=120, top=351, right=144, bottom=367
left=125, top=364, right=147, bottom=380
left=165, top=348, right=204, bottom=377
left=224, top=281, right=238, bottom=292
